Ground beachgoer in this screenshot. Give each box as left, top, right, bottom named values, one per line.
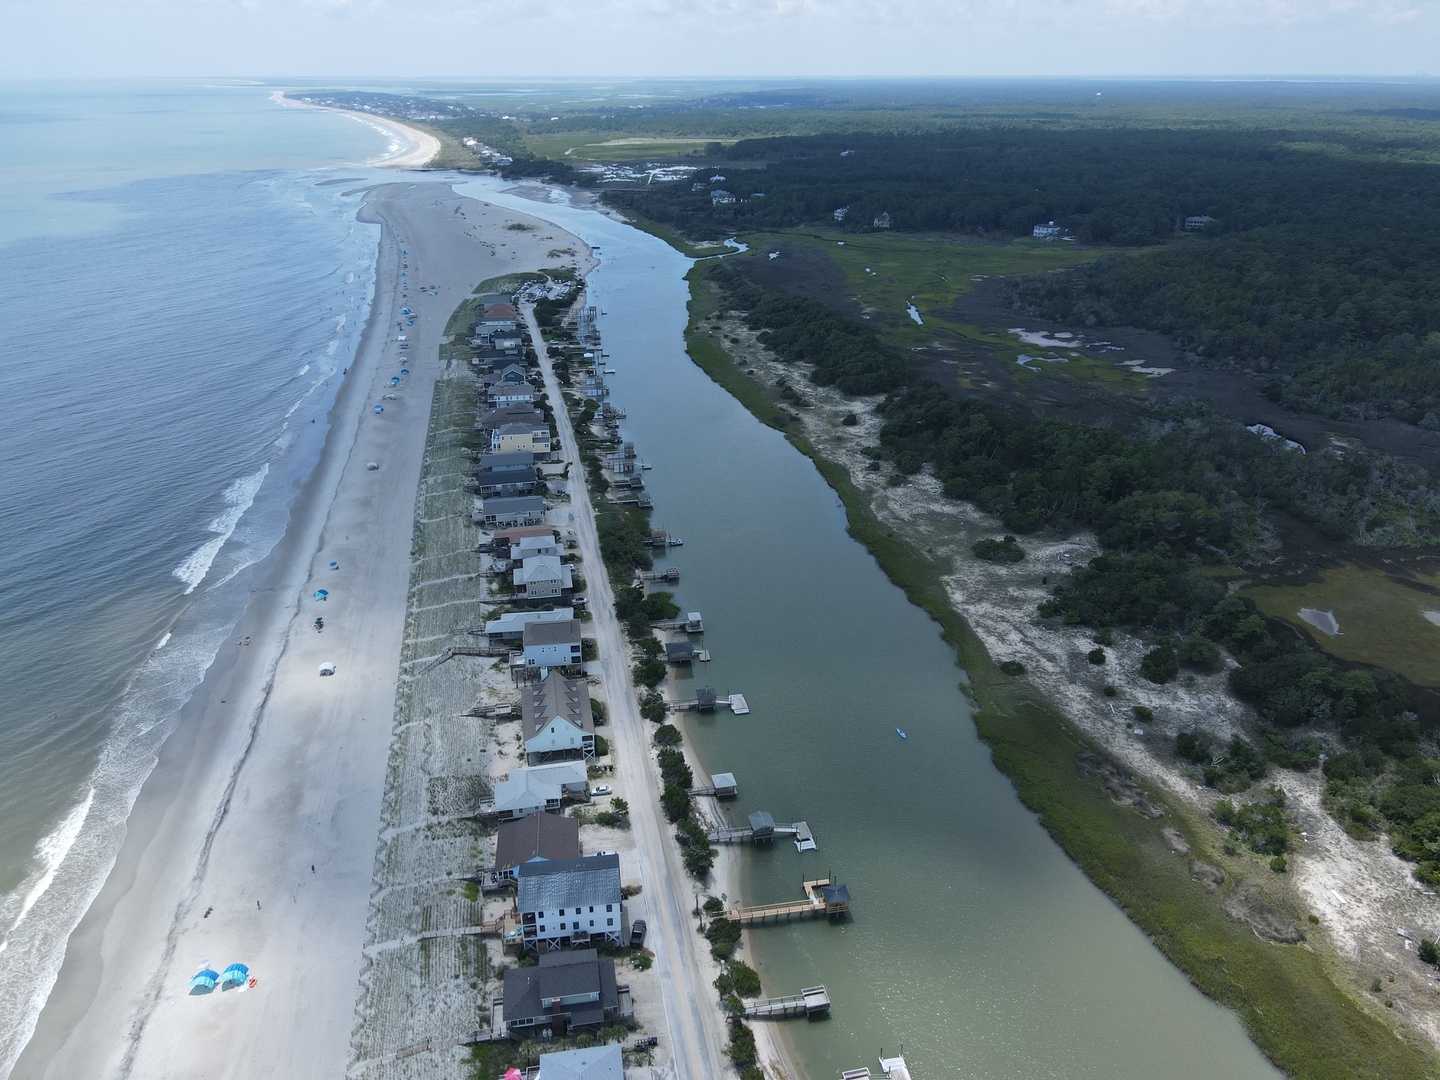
left=256, top=901, right=261, bottom=910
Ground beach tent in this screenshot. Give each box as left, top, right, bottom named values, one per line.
left=366, top=461, right=379, bottom=471
left=374, top=405, right=383, bottom=414
left=313, top=589, right=329, bottom=600
left=319, top=662, right=336, bottom=676
left=329, top=561, right=339, bottom=570
left=219, top=963, right=249, bottom=988
left=400, top=369, right=410, bottom=375
left=188, top=968, right=219, bottom=995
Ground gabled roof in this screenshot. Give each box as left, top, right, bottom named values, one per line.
left=665, top=641, right=694, bottom=662
left=523, top=670, right=593, bottom=739
left=504, top=950, right=618, bottom=1030
left=485, top=608, right=573, bottom=637
left=482, top=496, right=544, bottom=514
left=492, top=773, right=558, bottom=814
left=495, top=812, right=581, bottom=872
left=516, top=555, right=564, bottom=583
left=523, top=620, right=582, bottom=647
left=516, top=854, right=622, bottom=914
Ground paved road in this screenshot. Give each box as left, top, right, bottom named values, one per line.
left=525, top=306, right=727, bottom=1080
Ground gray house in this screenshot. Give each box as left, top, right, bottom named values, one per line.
left=516, top=853, right=623, bottom=951
left=499, top=949, right=628, bottom=1037
left=475, top=466, right=539, bottom=498
left=478, top=496, right=546, bottom=528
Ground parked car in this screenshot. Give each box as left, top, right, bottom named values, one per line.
left=589, top=785, right=612, bottom=797
left=630, top=919, right=647, bottom=948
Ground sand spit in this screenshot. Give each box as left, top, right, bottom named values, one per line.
left=273, top=92, right=442, bottom=169
left=706, top=312, right=1440, bottom=1058
left=11, top=185, right=586, bottom=1080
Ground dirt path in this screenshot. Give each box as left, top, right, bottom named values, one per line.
left=524, top=306, right=731, bottom=1080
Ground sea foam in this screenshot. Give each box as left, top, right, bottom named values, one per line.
left=0, top=790, right=93, bottom=956
left=171, top=465, right=269, bottom=595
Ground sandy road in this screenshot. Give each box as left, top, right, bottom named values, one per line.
left=525, top=305, right=728, bottom=1080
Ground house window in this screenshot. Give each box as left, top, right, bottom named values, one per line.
left=605, top=904, right=613, bottom=912
left=607, top=918, right=614, bottom=927
left=560, top=922, right=567, bottom=930
left=589, top=906, right=594, bottom=913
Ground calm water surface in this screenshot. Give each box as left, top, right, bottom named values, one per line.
left=457, top=176, right=1281, bottom=1080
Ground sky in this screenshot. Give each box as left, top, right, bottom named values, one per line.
left=6, top=0, right=1439, bottom=79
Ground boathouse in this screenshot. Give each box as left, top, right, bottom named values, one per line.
left=665, top=641, right=695, bottom=665
left=748, top=810, right=776, bottom=844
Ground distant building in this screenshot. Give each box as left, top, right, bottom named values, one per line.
left=665, top=640, right=695, bottom=665
left=485, top=607, right=573, bottom=643
left=511, top=534, right=560, bottom=562
left=1184, top=215, right=1216, bottom=231
left=1032, top=221, right=1062, bottom=239
left=490, top=421, right=552, bottom=456
left=873, top=212, right=891, bottom=229
left=475, top=466, right=538, bottom=498
left=710, top=190, right=735, bottom=205
left=833, top=207, right=848, bottom=222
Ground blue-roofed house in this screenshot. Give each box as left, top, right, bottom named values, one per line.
left=516, top=853, right=623, bottom=951
left=537, top=1043, right=625, bottom=1080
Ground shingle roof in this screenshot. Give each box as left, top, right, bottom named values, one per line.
left=503, top=950, right=618, bottom=1030
left=495, top=813, right=581, bottom=872
left=523, top=620, right=582, bottom=647
left=516, top=854, right=621, bottom=914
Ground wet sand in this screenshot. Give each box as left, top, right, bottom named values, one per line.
left=13, top=181, right=576, bottom=1080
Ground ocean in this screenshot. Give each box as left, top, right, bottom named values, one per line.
left=0, top=80, right=393, bottom=1074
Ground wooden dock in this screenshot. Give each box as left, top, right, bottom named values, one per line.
left=636, top=567, right=680, bottom=583
left=720, top=878, right=851, bottom=926
left=742, top=985, right=831, bottom=1020
left=417, top=645, right=509, bottom=676
left=670, top=692, right=748, bottom=714
left=842, top=1055, right=913, bottom=1080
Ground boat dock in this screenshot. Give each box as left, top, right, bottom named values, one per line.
left=718, top=878, right=851, bottom=926
left=742, top=985, right=831, bottom=1020
left=636, top=567, right=680, bottom=583
left=842, top=1055, right=913, bottom=1080
left=707, top=811, right=817, bottom=848
left=650, top=611, right=704, bottom=632
left=670, top=691, right=748, bottom=714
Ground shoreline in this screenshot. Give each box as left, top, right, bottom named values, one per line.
left=11, top=181, right=578, bottom=1080
left=272, top=91, right=441, bottom=169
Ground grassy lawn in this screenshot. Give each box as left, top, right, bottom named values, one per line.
left=1245, top=564, right=1440, bottom=687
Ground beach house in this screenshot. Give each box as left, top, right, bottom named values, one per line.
left=514, top=555, right=573, bottom=599
left=498, top=949, right=629, bottom=1037
left=522, top=621, right=585, bottom=673
left=484, top=607, right=573, bottom=643
left=494, top=812, right=582, bottom=878
left=510, top=534, right=560, bottom=561
left=478, top=450, right=536, bottom=474
left=522, top=668, right=594, bottom=762
left=1033, top=220, right=1062, bottom=239
left=515, top=854, right=623, bottom=951
left=474, top=466, right=538, bottom=498
left=477, top=496, right=546, bottom=529
left=490, top=421, right=552, bottom=455
left=535, top=1044, right=624, bottom=1080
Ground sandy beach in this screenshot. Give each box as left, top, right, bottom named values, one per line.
left=12, top=181, right=583, bottom=1080
left=273, top=92, right=441, bottom=169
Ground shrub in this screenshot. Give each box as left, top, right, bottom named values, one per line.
left=1141, top=643, right=1179, bottom=684
left=1133, top=705, right=1154, bottom=721
left=639, top=691, right=667, bottom=721
left=1103, top=685, right=1118, bottom=697
left=841, top=412, right=859, bottom=426
left=973, top=536, right=1026, bottom=563
left=999, top=660, right=1026, bottom=676
left=703, top=896, right=725, bottom=916
left=593, top=735, right=609, bottom=756
left=1088, top=648, right=1107, bottom=665
left=1178, top=636, right=1224, bottom=673
left=652, top=724, right=682, bottom=747
left=730, top=962, right=762, bottom=996
left=1270, top=854, right=1288, bottom=873
left=1420, top=939, right=1440, bottom=966
left=726, top=1020, right=758, bottom=1067
left=661, top=783, right=691, bottom=822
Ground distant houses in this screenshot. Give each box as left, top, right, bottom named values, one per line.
left=476, top=496, right=546, bottom=529
left=833, top=207, right=848, bottom=222
left=1033, top=220, right=1062, bottom=239
left=514, top=554, right=574, bottom=599
left=1184, top=214, right=1216, bottom=231
left=521, top=623, right=585, bottom=673
left=873, top=211, right=891, bottom=229
left=490, top=762, right=590, bottom=820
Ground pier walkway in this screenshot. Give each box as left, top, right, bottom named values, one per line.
left=742, top=986, right=831, bottom=1020
left=719, top=878, right=851, bottom=926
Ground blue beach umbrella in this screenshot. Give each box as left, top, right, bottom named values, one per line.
left=219, top=963, right=249, bottom=988
left=188, top=968, right=219, bottom=995
left=391, top=377, right=401, bottom=386
left=313, top=589, right=329, bottom=600
left=374, top=404, right=383, bottom=414
left=329, top=561, right=339, bottom=570
left=400, top=368, right=410, bottom=375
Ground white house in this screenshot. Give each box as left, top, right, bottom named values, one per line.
left=516, top=853, right=623, bottom=951
left=522, top=668, right=594, bottom=762
left=522, top=620, right=584, bottom=673
left=489, top=762, right=588, bottom=819
left=514, top=555, right=573, bottom=599
left=1033, top=220, right=1062, bottom=239
left=536, top=1044, right=624, bottom=1080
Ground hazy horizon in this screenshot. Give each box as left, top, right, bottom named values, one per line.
left=7, top=0, right=1439, bottom=82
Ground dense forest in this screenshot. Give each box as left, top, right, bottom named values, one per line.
left=706, top=257, right=1440, bottom=886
